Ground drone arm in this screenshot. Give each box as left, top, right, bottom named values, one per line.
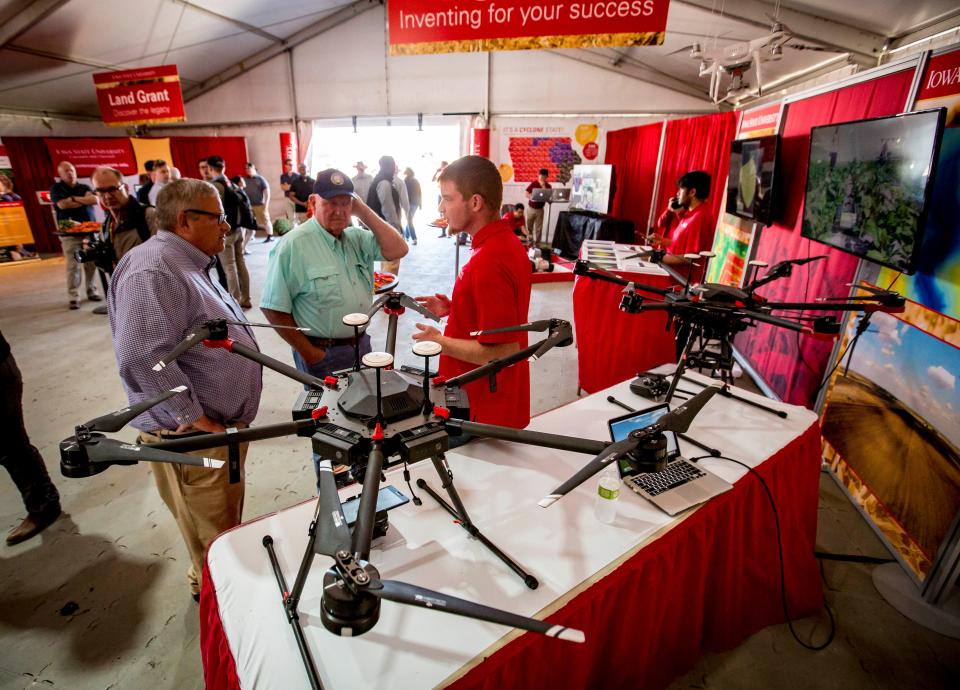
left=352, top=441, right=387, bottom=561
left=539, top=436, right=643, bottom=508
left=446, top=419, right=609, bottom=455
left=227, top=341, right=326, bottom=388
left=150, top=418, right=320, bottom=452
left=740, top=308, right=818, bottom=334
left=573, top=261, right=671, bottom=296
left=442, top=340, right=542, bottom=389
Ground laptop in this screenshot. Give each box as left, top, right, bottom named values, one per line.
left=530, top=188, right=552, bottom=203
left=551, top=188, right=571, bottom=202
left=607, top=404, right=733, bottom=516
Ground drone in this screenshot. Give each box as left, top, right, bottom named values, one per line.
left=573, top=250, right=905, bottom=408
left=60, top=290, right=726, bottom=689
left=688, top=21, right=833, bottom=102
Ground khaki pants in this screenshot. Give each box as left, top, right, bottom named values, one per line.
left=525, top=206, right=545, bottom=246
left=252, top=204, right=272, bottom=236
left=138, top=424, right=249, bottom=595
left=59, top=234, right=98, bottom=301
left=218, top=230, right=251, bottom=306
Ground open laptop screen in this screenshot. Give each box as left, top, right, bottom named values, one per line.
left=608, top=404, right=679, bottom=477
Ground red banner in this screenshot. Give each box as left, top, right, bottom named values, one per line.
left=93, top=64, right=185, bottom=127
left=279, top=132, right=298, bottom=166
left=44, top=138, right=138, bottom=177
left=916, top=50, right=960, bottom=102
left=388, top=0, right=668, bottom=54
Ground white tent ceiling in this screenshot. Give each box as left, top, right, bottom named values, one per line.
left=0, top=0, right=958, bottom=121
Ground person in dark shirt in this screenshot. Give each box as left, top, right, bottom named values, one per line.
left=1, top=329, right=61, bottom=545
left=93, top=166, right=154, bottom=263
left=136, top=159, right=156, bottom=205
left=524, top=168, right=552, bottom=246
left=289, top=164, right=314, bottom=223
left=403, top=167, right=422, bottom=246
left=50, top=161, right=101, bottom=309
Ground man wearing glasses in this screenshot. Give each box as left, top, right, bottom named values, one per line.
left=107, top=178, right=262, bottom=601
left=91, top=166, right=155, bottom=262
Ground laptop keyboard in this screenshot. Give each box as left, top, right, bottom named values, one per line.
left=627, top=460, right=706, bottom=496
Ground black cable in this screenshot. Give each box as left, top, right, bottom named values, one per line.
left=688, top=453, right=837, bottom=651
left=402, top=460, right=422, bottom=506
left=814, top=551, right=894, bottom=564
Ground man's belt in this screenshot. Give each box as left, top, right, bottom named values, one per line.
left=306, top=334, right=359, bottom=348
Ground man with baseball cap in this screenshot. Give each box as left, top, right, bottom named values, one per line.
left=261, top=169, right=408, bottom=466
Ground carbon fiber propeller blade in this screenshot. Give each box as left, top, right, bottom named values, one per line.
left=370, top=578, right=584, bottom=642
left=312, top=460, right=352, bottom=558
left=83, top=386, right=188, bottom=433
left=153, top=326, right=212, bottom=371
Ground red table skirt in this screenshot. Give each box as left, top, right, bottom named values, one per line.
left=200, top=423, right=824, bottom=690
left=447, top=422, right=824, bottom=690
left=573, top=272, right=677, bottom=393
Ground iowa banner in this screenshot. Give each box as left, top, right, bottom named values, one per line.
left=388, top=0, right=669, bottom=55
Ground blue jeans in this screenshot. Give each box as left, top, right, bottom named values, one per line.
left=404, top=204, right=418, bottom=242
left=292, top=335, right=372, bottom=491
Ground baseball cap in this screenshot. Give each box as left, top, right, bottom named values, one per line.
left=313, top=168, right=354, bottom=199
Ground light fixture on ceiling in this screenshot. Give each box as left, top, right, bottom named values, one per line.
left=352, top=115, right=357, bottom=134
left=417, top=112, right=423, bottom=131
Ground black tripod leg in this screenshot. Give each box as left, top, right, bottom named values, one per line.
left=263, top=535, right=323, bottom=690
left=416, top=454, right=539, bottom=589
left=286, top=499, right=323, bottom=613
left=680, top=375, right=788, bottom=419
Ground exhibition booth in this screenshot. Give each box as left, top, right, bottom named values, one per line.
left=2, top=2, right=960, bottom=688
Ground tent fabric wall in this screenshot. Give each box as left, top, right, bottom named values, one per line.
left=655, top=112, right=738, bottom=229
left=733, top=68, right=917, bottom=407
left=604, top=122, right=664, bottom=240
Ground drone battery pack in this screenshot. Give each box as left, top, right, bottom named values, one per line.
left=311, top=423, right=365, bottom=466
left=395, top=423, right=449, bottom=464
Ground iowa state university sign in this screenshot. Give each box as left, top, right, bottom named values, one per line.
left=93, top=65, right=186, bottom=127
left=388, top=0, right=669, bottom=55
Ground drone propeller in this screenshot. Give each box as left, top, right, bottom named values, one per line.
left=470, top=320, right=554, bottom=336
left=81, top=386, right=188, bottom=433
left=312, top=460, right=352, bottom=558
left=154, top=319, right=311, bottom=371
left=368, top=576, right=585, bottom=642
left=83, top=436, right=224, bottom=469
left=539, top=385, right=720, bottom=508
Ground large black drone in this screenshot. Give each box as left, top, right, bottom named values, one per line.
left=60, top=290, right=723, bottom=689
left=574, top=249, right=905, bottom=408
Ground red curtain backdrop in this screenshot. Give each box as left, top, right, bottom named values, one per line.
left=169, top=137, right=249, bottom=180
left=734, top=68, right=916, bottom=407
left=655, top=111, right=738, bottom=229
left=3, top=137, right=59, bottom=253
left=604, top=122, right=664, bottom=240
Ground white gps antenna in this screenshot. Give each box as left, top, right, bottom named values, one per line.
left=412, top=340, right=442, bottom=413
left=343, top=313, right=370, bottom=371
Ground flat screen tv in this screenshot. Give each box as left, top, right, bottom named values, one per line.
left=570, top=164, right=613, bottom=214
left=801, top=108, right=946, bottom=274
left=726, top=134, right=780, bottom=225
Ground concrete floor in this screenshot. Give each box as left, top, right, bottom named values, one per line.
left=0, top=226, right=957, bottom=689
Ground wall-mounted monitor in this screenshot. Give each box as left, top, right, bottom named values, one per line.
left=801, top=108, right=946, bottom=275
left=570, top=164, right=613, bottom=214
left=726, top=134, right=780, bottom=225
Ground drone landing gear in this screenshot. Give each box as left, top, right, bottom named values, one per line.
left=665, top=320, right=787, bottom=419
left=417, top=453, right=539, bottom=590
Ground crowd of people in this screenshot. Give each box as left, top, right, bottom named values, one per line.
left=4, top=151, right=715, bottom=608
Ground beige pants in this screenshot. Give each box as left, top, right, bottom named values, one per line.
left=218, top=230, right=251, bottom=306
left=252, top=204, right=272, bottom=236
left=59, top=234, right=99, bottom=301
left=139, top=424, right=249, bottom=595
left=525, top=206, right=545, bottom=246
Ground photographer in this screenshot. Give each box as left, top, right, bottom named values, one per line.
left=92, top=166, right=155, bottom=262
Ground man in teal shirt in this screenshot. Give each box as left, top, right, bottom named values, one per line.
left=261, top=167, right=408, bottom=381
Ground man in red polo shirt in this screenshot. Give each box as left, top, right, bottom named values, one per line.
left=414, top=156, right=532, bottom=429
left=651, top=170, right=715, bottom=260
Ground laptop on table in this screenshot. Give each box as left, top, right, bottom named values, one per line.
left=607, top=404, right=732, bottom=516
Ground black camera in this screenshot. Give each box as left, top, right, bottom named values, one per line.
left=75, top=238, right=115, bottom=271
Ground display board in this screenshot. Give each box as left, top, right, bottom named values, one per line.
left=820, top=47, right=960, bottom=594
left=0, top=142, right=36, bottom=256
left=570, top=164, right=613, bottom=213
